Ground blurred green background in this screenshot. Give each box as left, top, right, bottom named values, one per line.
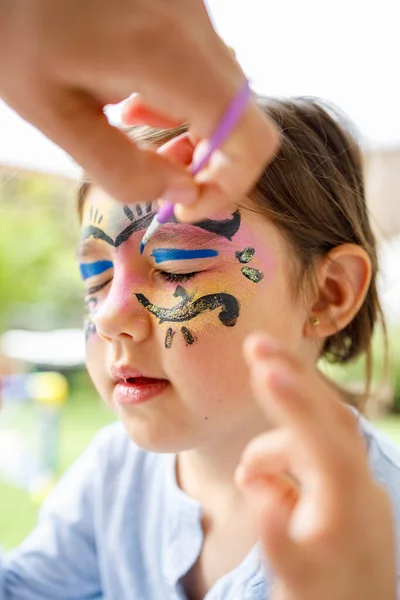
left=0, top=167, right=400, bottom=551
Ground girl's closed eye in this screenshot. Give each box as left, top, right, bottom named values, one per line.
left=151, top=247, right=218, bottom=284
left=158, top=271, right=199, bottom=284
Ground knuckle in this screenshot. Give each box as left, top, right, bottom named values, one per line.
left=327, top=448, right=363, bottom=488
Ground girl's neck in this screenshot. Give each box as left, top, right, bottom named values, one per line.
left=176, top=413, right=270, bottom=509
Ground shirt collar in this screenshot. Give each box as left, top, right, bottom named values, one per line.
left=160, top=453, right=272, bottom=593
left=162, top=453, right=203, bottom=587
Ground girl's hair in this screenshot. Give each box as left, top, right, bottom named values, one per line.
left=77, top=96, right=386, bottom=399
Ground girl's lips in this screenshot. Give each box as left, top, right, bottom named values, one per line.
left=113, top=377, right=169, bottom=406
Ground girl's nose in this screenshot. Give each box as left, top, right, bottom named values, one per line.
left=93, top=272, right=152, bottom=344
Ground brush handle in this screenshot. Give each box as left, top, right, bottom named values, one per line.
left=158, top=79, right=251, bottom=224
left=156, top=201, right=176, bottom=224
left=190, top=79, right=251, bottom=176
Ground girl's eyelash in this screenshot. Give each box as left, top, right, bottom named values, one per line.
left=84, top=271, right=198, bottom=294
left=158, top=271, right=199, bottom=283
left=86, top=277, right=113, bottom=295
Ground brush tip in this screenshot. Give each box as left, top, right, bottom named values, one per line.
left=140, top=241, right=145, bottom=255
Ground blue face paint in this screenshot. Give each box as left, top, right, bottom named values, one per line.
left=151, top=248, right=218, bottom=264
left=80, top=260, right=113, bottom=280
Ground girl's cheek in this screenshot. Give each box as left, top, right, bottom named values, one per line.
left=134, top=274, right=245, bottom=350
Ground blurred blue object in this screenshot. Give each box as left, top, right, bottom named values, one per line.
left=0, top=372, right=68, bottom=502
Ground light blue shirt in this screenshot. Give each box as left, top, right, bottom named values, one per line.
left=1, top=412, right=400, bottom=599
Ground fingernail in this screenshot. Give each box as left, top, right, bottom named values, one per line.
left=164, top=183, right=198, bottom=206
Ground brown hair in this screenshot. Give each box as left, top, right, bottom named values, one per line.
left=77, top=96, right=386, bottom=399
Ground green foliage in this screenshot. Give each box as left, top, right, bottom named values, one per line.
left=0, top=481, right=38, bottom=549
left=0, top=169, right=84, bottom=331
left=320, top=323, right=400, bottom=410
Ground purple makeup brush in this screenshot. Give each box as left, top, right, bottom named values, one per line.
left=140, top=79, right=251, bottom=254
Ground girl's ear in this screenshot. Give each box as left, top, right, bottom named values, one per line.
left=304, top=244, right=372, bottom=338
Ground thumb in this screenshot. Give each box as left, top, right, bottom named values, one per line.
left=260, top=476, right=299, bottom=567
left=28, top=87, right=198, bottom=205
left=244, top=474, right=302, bottom=583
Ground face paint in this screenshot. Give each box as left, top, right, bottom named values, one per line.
left=170, top=210, right=241, bottom=241
left=90, top=203, right=103, bottom=225
left=80, top=198, right=245, bottom=350
left=235, top=247, right=264, bottom=283
left=81, top=198, right=241, bottom=250
left=136, top=285, right=239, bottom=327
left=181, top=326, right=196, bottom=345
left=241, top=266, right=264, bottom=283
left=235, top=247, right=255, bottom=264
left=81, top=203, right=155, bottom=248
left=151, top=248, right=218, bottom=264
left=80, top=260, right=113, bottom=280
left=165, top=327, right=175, bottom=349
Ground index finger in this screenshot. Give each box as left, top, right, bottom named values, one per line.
left=176, top=99, right=280, bottom=222
left=244, top=335, right=369, bottom=485
left=123, top=94, right=280, bottom=222
left=20, top=85, right=198, bottom=207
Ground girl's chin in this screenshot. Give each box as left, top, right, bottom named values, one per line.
left=119, top=417, right=194, bottom=454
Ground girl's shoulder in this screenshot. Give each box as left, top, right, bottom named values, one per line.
left=357, top=414, right=400, bottom=472
left=356, top=412, right=400, bottom=506
left=44, top=422, right=174, bottom=519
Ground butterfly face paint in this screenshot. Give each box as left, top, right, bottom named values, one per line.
left=78, top=190, right=270, bottom=350
left=80, top=198, right=241, bottom=247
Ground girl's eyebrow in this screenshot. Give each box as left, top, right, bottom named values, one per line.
left=79, top=260, right=114, bottom=280
left=151, top=248, right=218, bottom=264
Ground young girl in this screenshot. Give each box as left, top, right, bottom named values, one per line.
left=3, top=97, right=399, bottom=599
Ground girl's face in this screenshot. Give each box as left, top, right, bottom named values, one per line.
left=78, top=187, right=311, bottom=452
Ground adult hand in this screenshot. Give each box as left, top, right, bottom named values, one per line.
left=236, top=333, right=397, bottom=600
left=0, top=0, right=279, bottom=217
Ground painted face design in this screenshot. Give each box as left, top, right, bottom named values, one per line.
left=235, top=247, right=264, bottom=283
left=81, top=200, right=241, bottom=246
left=81, top=202, right=155, bottom=247
left=151, top=248, right=219, bottom=263
left=136, top=285, right=239, bottom=348
left=79, top=197, right=265, bottom=347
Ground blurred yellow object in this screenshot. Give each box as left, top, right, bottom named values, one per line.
left=27, top=372, right=68, bottom=407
